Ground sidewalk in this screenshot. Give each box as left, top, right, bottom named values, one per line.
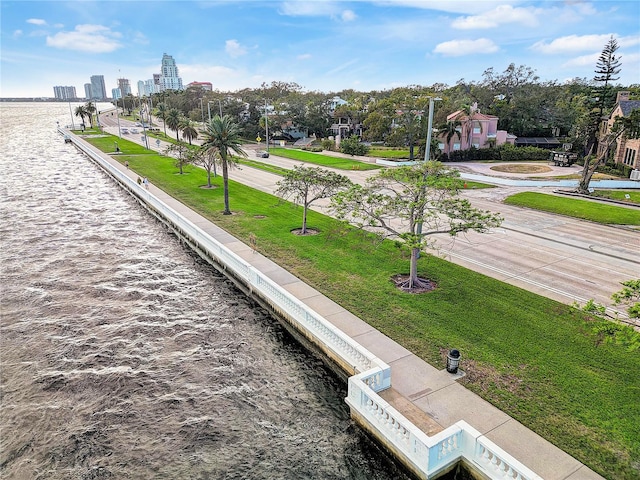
left=79, top=128, right=604, bottom=480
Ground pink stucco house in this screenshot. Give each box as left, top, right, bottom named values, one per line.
left=438, top=104, right=515, bottom=155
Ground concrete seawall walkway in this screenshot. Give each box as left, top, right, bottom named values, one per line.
left=71, top=129, right=606, bottom=479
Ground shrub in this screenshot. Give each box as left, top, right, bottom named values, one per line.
left=340, top=135, right=369, bottom=156
left=321, top=139, right=335, bottom=151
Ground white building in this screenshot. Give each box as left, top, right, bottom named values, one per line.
left=53, top=86, right=77, bottom=100
left=159, top=53, right=183, bottom=92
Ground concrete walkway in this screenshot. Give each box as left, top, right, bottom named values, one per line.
left=80, top=125, right=606, bottom=479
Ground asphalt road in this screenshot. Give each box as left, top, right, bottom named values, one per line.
left=97, top=114, right=640, bottom=323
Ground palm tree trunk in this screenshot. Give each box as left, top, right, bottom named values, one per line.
left=222, top=157, right=231, bottom=215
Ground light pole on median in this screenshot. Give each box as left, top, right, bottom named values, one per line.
left=424, top=96, right=442, bottom=162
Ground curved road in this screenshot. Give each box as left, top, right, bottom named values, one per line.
left=97, top=114, right=640, bottom=323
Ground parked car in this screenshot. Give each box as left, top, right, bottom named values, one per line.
left=121, top=128, right=129, bottom=134
left=256, top=150, right=270, bottom=158
left=130, top=128, right=139, bottom=134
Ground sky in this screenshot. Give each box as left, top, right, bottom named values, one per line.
left=1, top=0, right=639, bottom=98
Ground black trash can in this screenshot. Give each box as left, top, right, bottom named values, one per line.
left=446, top=349, right=461, bottom=374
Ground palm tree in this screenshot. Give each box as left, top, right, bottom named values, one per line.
left=74, top=105, right=88, bottom=128
left=84, top=101, right=96, bottom=127
left=438, top=119, right=462, bottom=155
left=156, top=102, right=168, bottom=137
left=180, top=118, right=199, bottom=145
left=165, top=108, right=182, bottom=142
left=200, top=115, right=247, bottom=215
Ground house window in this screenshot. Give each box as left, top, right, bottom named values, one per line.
left=624, top=148, right=637, bottom=166
left=438, top=143, right=445, bottom=150
left=453, top=143, right=461, bottom=151
left=473, top=143, right=480, bottom=149
left=473, top=123, right=481, bottom=134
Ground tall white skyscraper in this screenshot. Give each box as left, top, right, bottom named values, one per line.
left=159, top=53, right=183, bottom=92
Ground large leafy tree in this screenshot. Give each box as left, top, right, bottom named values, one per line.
left=164, top=142, right=192, bottom=175
left=193, top=146, right=219, bottom=188
left=200, top=115, right=247, bottom=215
left=275, top=166, right=352, bottom=234
left=331, top=161, right=503, bottom=290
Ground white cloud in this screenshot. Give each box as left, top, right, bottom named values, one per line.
left=13, top=30, right=23, bottom=38
left=371, top=0, right=527, bottom=15
left=280, top=1, right=356, bottom=21
left=433, top=38, right=498, bottom=57
left=297, top=53, right=312, bottom=60
left=562, top=53, right=599, bottom=68
left=452, top=5, right=539, bottom=29
left=342, top=9, right=357, bottom=21
left=531, top=34, right=616, bottom=54
left=280, top=1, right=338, bottom=16
left=46, top=24, right=122, bottom=53
left=225, top=39, right=247, bottom=58
left=27, top=18, right=47, bottom=26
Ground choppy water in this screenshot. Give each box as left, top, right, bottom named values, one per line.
left=0, top=103, right=411, bottom=480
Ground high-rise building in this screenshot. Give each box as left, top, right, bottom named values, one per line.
left=117, top=78, right=132, bottom=97
left=53, top=86, right=77, bottom=100
left=90, top=75, right=107, bottom=100
left=84, top=83, right=92, bottom=100
left=159, top=53, right=183, bottom=92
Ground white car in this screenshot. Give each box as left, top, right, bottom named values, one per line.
left=130, top=128, right=139, bottom=134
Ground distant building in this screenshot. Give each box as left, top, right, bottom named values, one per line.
left=112, top=88, right=122, bottom=100
left=84, top=83, right=92, bottom=100
left=600, top=91, right=640, bottom=170
left=438, top=103, right=515, bottom=155
left=90, top=75, right=107, bottom=100
left=187, top=81, right=213, bottom=91
left=53, top=86, right=77, bottom=100
left=159, top=53, right=183, bottom=92
left=117, top=78, right=132, bottom=97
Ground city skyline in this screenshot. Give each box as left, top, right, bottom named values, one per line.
left=1, top=0, right=639, bottom=98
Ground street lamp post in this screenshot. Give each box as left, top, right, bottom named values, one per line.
left=264, top=99, right=269, bottom=153
left=424, top=97, right=442, bottom=162
left=200, top=98, right=205, bottom=124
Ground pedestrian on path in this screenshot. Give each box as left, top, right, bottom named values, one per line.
left=125, top=161, right=129, bottom=169
left=143, top=177, right=149, bottom=190
left=137, top=176, right=142, bottom=185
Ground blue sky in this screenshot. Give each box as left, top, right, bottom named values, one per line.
left=2, top=0, right=639, bottom=98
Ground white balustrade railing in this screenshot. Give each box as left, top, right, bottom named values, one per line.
left=67, top=129, right=543, bottom=479
left=348, top=370, right=542, bottom=479
left=64, top=130, right=390, bottom=388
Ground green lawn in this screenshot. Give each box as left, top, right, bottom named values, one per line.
left=368, top=148, right=411, bottom=159
left=504, top=192, right=640, bottom=225
left=592, top=189, right=640, bottom=205
left=83, top=133, right=640, bottom=480
left=268, top=147, right=380, bottom=170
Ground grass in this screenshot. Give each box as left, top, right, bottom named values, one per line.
left=368, top=148, right=411, bottom=159
left=504, top=192, right=640, bottom=225
left=268, top=147, right=380, bottom=170
left=592, top=189, right=640, bottom=205
left=82, top=132, right=640, bottom=480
